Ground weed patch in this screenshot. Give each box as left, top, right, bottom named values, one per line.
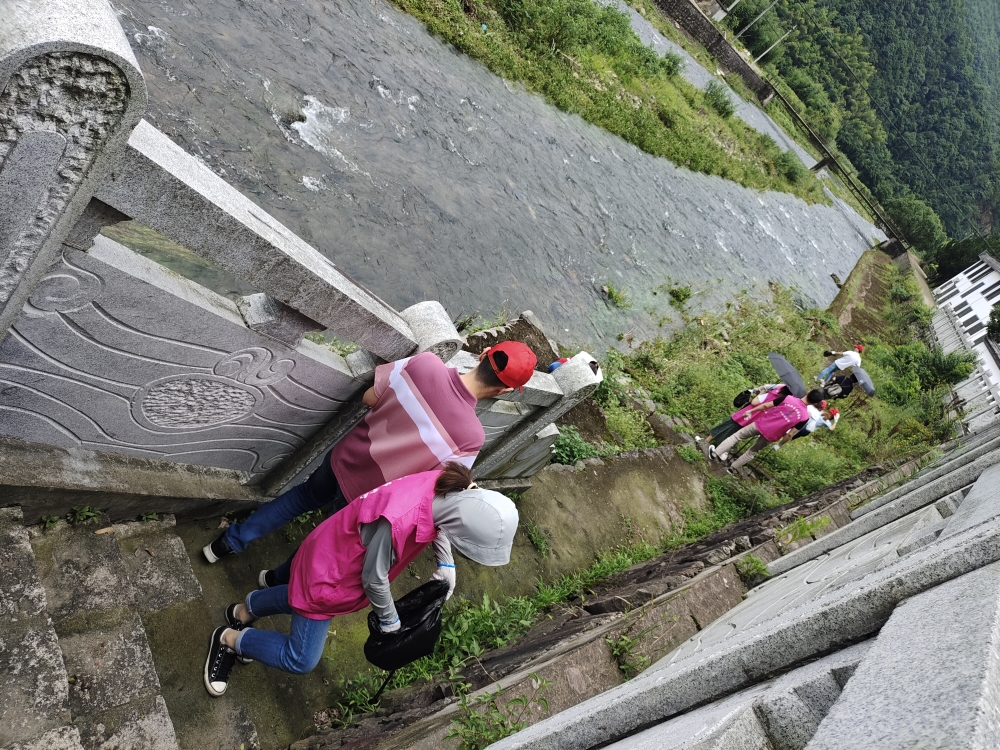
left=606, top=621, right=654, bottom=678
left=704, top=80, right=735, bottom=118
left=676, top=444, right=704, bottom=464
left=67, top=506, right=103, bottom=525
left=603, top=282, right=632, bottom=309
left=777, top=516, right=830, bottom=547
left=552, top=425, right=599, bottom=464
left=734, top=553, right=770, bottom=585
left=446, top=673, right=551, bottom=749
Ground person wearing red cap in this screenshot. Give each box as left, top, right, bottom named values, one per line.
left=203, top=341, right=537, bottom=571
left=816, top=344, right=863, bottom=385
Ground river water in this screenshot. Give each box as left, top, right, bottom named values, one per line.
left=113, top=0, right=883, bottom=350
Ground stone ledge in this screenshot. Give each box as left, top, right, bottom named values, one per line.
left=0, top=437, right=268, bottom=523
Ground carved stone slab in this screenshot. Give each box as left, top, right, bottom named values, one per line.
left=0, top=236, right=367, bottom=477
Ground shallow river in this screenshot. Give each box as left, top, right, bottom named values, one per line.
left=114, top=0, right=884, bottom=349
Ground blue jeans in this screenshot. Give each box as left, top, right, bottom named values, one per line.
left=235, top=585, right=331, bottom=674
left=224, top=450, right=347, bottom=553
left=817, top=363, right=840, bottom=382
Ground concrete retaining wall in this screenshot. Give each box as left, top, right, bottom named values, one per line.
left=651, top=0, right=775, bottom=103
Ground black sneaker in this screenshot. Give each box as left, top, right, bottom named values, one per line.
left=257, top=569, right=278, bottom=589
left=202, top=534, right=234, bottom=564
left=204, top=626, right=237, bottom=696
left=225, top=603, right=256, bottom=664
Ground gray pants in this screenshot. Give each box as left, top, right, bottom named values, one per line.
left=716, top=423, right=770, bottom=469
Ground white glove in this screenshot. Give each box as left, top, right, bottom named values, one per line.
left=432, top=563, right=457, bottom=600
left=379, top=616, right=401, bottom=633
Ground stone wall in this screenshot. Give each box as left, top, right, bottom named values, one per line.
left=652, top=0, right=775, bottom=103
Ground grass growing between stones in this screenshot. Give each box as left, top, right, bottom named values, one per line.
left=389, top=0, right=830, bottom=204
left=327, top=537, right=664, bottom=727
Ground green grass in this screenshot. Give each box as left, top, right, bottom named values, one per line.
left=523, top=518, right=551, bottom=556
left=330, top=537, right=664, bottom=723
left=390, top=0, right=830, bottom=205
left=704, top=80, right=735, bottom=119
left=552, top=425, right=599, bottom=464
left=596, top=257, right=967, bottom=502
left=603, top=282, right=633, bottom=309
left=676, top=444, right=704, bottom=464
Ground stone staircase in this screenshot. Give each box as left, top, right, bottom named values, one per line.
left=0, top=506, right=345, bottom=750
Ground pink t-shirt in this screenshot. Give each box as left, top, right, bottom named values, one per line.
left=330, top=352, right=485, bottom=502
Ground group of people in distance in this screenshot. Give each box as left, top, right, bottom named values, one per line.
left=697, top=345, right=865, bottom=471
left=202, top=341, right=537, bottom=697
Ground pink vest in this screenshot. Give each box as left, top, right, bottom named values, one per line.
left=288, top=471, right=440, bottom=620
left=732, top=388, right=809, bottom=442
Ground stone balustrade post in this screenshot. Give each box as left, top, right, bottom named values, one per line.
left=0, top=0, right=146, bottom=339
left=474, top=352, right=602, bottom=479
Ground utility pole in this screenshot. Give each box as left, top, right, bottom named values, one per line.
left=753, top=26, right=796, bottom=63
left=713, top=0, right=743, bottom=21
left=733, top=0, right=778, bottom=41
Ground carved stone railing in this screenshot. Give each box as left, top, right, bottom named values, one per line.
left=0, top=0, right=601, bottom=506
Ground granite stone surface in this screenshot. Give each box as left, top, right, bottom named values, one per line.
left=806, top=561, right=1000, bottom=749
left=852, top=433, right=1000, bottom=518
left=114, top=523, right=203, bottom=614
left=57, top=610, right=160, bottom=716
left=0, top=237, right=368, bottom=477
left=0, top=507, right=46, bottom=620
left=74, top=694, right=179, bottom=750
left=770, top=449, right=1000, bottom=576
left=30, top=521, right=135, bottom=622
left=95, top=120, right=418, bottom=361
left=0, top=0, right=146, bottom=338
left=0, top=725, right=84, bottom=750
left=0, top=615, right=71, bottom=747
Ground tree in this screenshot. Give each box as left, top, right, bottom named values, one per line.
left=883, top=196, right=949, bottom=260
left=988, top=304, right=1000, bottom=343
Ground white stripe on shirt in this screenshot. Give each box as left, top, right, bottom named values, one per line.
left=387, top=359, right=464, bottom=466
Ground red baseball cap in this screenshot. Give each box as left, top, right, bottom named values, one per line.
left=487, top=341, right=537, bottom=391
left=854, top=344, right=864, bottom=353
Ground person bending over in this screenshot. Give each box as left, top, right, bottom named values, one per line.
left=816, top=345, right=863, bottom=385
left=204, top=341, right=536, bottom=566
left=709, top=385, right=811, bottom=470
left=204, top=462, right=518, bottom=695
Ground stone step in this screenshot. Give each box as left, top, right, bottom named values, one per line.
left=0, top=506, right=75, bottom=750
left=21, top=514, right=195, bottom=750
left=1, top=510, right=265, bottom=750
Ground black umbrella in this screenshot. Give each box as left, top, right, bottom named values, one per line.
left=853, top=366, right=876, bottom=396
left=767, top=353, right=807, bottom=398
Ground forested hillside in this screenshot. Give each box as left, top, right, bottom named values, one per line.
left=966, top=0, right=1000, bottom=151
left=723, top=0, right=999, bottom=250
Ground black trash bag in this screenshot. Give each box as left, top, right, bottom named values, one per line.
left=364, top=579, right=449, bottom=672
left=733, top=390, right=752, bottom=409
